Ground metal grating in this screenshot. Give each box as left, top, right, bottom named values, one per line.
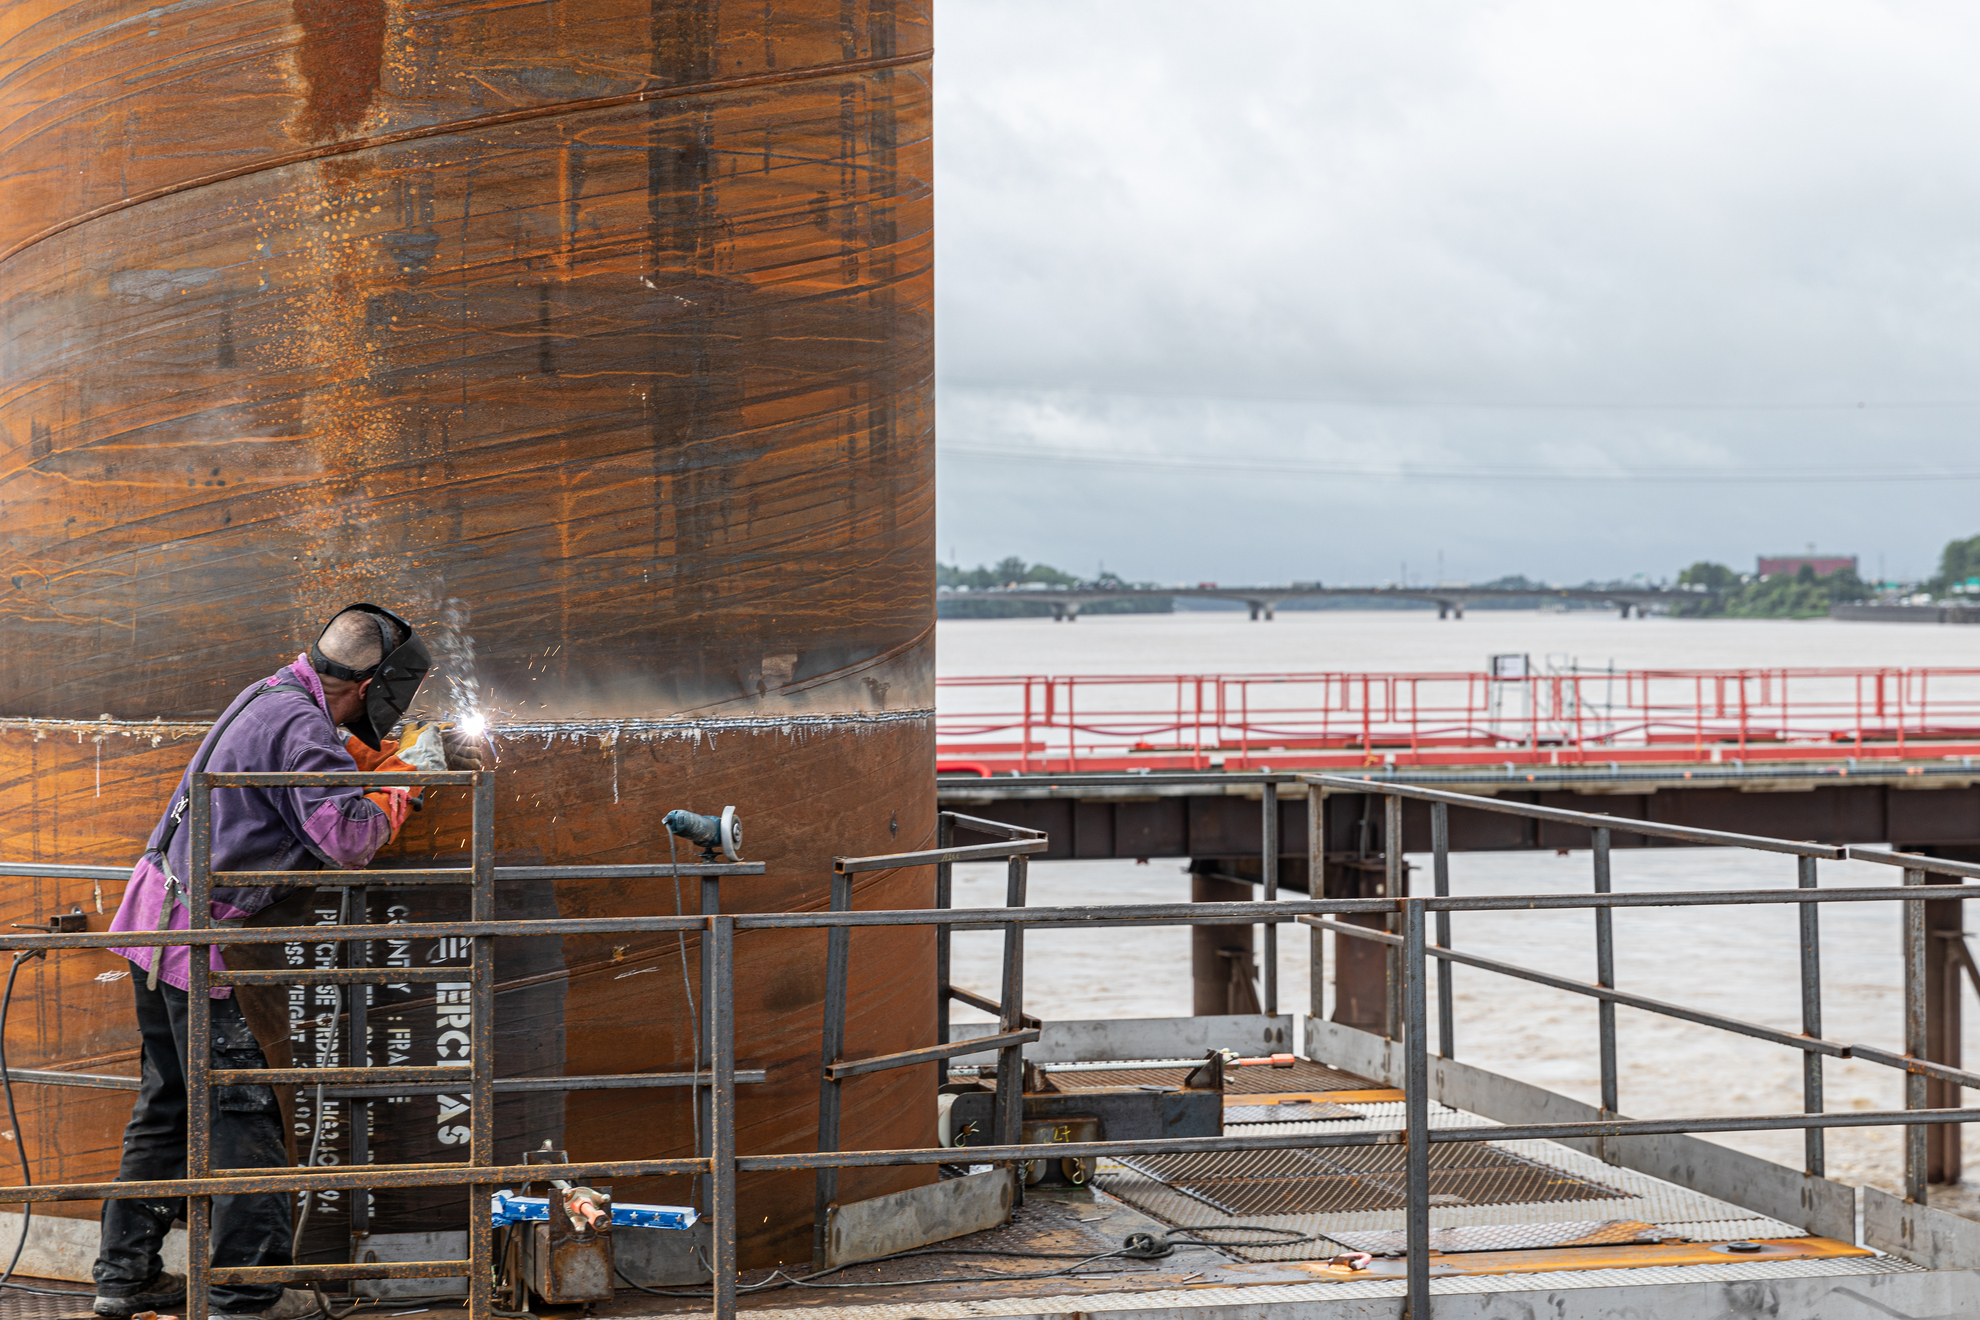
left=1047, top=1059, right=1379, bottom=1095
left=1107, top=1144, right=1624, bottom=1217
left=1092, top=1111, right=1810, bottom=1263
left=1326, top=1219, right=1661, bottom=1257
left=1223, top=1100, right=1366, bottom=1124
left=0, top=1286, right=94, bottom=1320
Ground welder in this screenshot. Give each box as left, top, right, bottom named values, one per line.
left=90, top=606, right=483, bottom=1320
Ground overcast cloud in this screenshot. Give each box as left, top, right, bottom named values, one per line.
left=934, top=1, right=1980, bottom=585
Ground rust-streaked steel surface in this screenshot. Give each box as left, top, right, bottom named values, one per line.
left=0, top=0, right=934, bottom=1271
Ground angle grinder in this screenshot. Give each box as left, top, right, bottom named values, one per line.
left=663, top=806, right=743, bottom=862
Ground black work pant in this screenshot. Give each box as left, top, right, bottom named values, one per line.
left=94, top=967, right=291, bottom=1312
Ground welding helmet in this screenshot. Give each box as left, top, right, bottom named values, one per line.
left=308, top=603, right=432, bottom=749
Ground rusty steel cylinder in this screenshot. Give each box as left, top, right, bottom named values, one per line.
left=0, top=1, right=934, bottom=1272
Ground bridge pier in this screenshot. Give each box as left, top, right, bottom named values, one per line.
left=1189, top=871, right=1261, bottom=1014
left=1246, top=601, right=1275, bottom=621
left=1187, top=848, right=1395, bottom=1034
left=1437, top=600, right=1465, bottom=620
left=1050, top=604, right=1079, bottom=622
left=1323, top=855, right=1395, bottom=1035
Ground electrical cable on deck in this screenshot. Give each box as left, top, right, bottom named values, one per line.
left=0, top=951, right=85, bottom=1297
left=611, top=1224, right=1328, bottom=1297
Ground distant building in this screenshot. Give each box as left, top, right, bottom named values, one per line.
left=1758, top=553, right=1856, bottom=579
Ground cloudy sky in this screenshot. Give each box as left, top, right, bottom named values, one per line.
left=933, top=1, right=1980, bottom=586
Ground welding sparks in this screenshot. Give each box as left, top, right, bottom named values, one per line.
left=458, top=711, right=487, bottom=737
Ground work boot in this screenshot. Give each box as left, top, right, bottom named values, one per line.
left=210, top=1289, right=320, bottom=1320
left=93, top=1271, right=187, bottom=1318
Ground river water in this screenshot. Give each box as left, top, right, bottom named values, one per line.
left=938, top=611, right=1980, bottom=1214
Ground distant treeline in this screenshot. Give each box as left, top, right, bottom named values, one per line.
left=1937, top=533, right=1980, bottom=593
left=1672, top=531, right=1980, bottom=618
left=1673, top=561, right=1870, bottom=619
left=937, top=563, right=1641, bottom=619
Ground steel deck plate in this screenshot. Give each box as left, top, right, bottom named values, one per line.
left=1324, top=1218, right=1661, bottom=1256
left=1223, top=1101, right=1365, bottom=1124
left=1047, top=1060, right=1378, bottom=1096
left=721, top=1254, right=1924, bottom=1320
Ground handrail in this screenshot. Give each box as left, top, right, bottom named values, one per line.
left=1306, top=773, right=1844, bottom=856
left=941, top=813, right=1048, bottom=841
left=1848, top=847, right=1980, bottom=880
left=1307, top=916, right=1980, bottom=1090
left=0, top=860, right=765, bottom=882
left=834, top=838, right=1049, bottom=873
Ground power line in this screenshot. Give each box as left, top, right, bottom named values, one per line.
left=940, top=444, right=1980, bottom=484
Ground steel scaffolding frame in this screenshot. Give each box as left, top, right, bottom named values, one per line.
left=2, top=769, right=1980, bottom=1317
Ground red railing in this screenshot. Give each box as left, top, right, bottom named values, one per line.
left=934, top=667, right=1980, bottom=774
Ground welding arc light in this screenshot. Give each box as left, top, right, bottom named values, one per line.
left=664, top=806, right=742, bottom=862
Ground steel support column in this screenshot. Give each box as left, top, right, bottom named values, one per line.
left=1905, top=867, right=1930, bottom=1203
left=1262, top=783, right=1279, bottom=1015
left=1926, top=871, right=1964, bottom=1183
left=1402, top=898, right=1430, bottom=1317
left=1799, top=854, right=1826, bottom=1177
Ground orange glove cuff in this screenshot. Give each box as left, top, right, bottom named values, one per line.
left=363, top=787, right=413, bottom=839
left=345, top=736, right=403, bottom=771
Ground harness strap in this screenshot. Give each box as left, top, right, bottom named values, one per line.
left=144, top=679, right=301, bottom=990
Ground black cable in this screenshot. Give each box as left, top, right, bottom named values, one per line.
left=0, top=951, right=86, bottom=1297
left=0, top=951, right=37, bottom=1290
left=666, top=832, right=700, bottom=1208
left=611, top=1225, right=1310, bottom=1298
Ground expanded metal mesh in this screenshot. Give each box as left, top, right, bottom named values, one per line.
left=1106, top=1143, right=1623, bottom=1217
left=1047, top=1059, right=1380, bottom=1095
left=1093, top=1108, right=1808, bottom=1263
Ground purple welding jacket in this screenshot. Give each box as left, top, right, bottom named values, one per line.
left=110, top=654, right=400, bottom=997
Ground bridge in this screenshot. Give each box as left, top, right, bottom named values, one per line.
left=939, top=581, right=1702, bottom=620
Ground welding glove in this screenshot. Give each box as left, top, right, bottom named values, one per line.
left=440, top=726, right=486, bottom=771
left=400, top=720, right=486, bottom=770
left=342, top=727, right=435, bottom=830
left=367, top=786, right=414, bottom=836
left=345, top=734, right=402, bottom=771
left=397, top=723, right=449, bottom=773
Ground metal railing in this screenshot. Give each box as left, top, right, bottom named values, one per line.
left=939, top=772, right=1300, bottom=1014
left=814, top=814, right=1048, bottom=1265
left=0, top=767, right=767, bottom=1316
left=1300, top=771, right=1980, bottom=1311
left=935, top=667, right=1980, bottom=773
left=5, top=777, right=1980, bottom=1317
